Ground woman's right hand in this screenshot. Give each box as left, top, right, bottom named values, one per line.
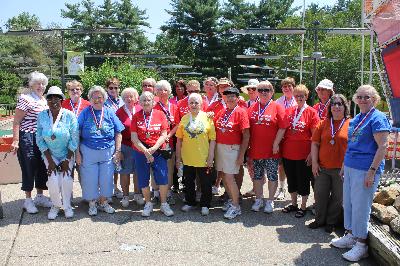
left=11, top=140, right=19, bottom=154
left=47, top=159, right=57, bottom=176
left=312, top=162, right=320, bottom=177
left=75, top=152, right=82, bottom=166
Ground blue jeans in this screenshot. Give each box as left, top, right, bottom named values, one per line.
left=343, top=166, right=380, bottom=239
left=80, top=144, right=114, bottom=200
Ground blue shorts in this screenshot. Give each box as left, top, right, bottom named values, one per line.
left=133, top=150, right=168, bottom=189
left=119, top=144, right=135, bottom=174
left=253, top=158, right=279, bottom=181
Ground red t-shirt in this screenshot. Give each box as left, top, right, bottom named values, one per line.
left=214, top=106, right=250, bottom=145
left=116, top=105, right=142, bottom=147
left=153, top=101, right=179, bottom=148
left=282, top=105, right=320, bottom=160
left=247, top=101, right=289, bottom=159
left=176, top=96, right=208, bottom=123
left=130, top=109, right=169, bottom=151
left=206, top=98, right=247, bottom=115
left=313, top=101, right=329, bottom=120
left=61, top=98, right=91, bottom=117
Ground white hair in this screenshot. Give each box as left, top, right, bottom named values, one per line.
left=88, top=86, right=108, bottom=101
left=188, top=93, right=202, bottom=104
left=28, top=71, right=48, bottom=87
left=142, top=77, right=156, bottom=86
left=121, top=87, right=139, bottom=102
left=352, top=84, right=381, bottom=107
left=139, top=91, right=155, bottom=103
left=155, top=80, right=172, bottom=94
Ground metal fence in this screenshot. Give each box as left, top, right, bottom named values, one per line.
left=0, top=103, right=16, bottom=117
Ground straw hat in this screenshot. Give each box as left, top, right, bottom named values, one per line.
left=241, top=79, right=259, bottom=94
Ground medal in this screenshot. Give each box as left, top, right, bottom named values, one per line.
left=51, top=134, right=56, bottom=140
left=220, top=105, right=238, bottom=132
left=221, top=128, right=226, bottom=133
left=350, top=108, right=375, bottom=142
left=257, top=100, right=271, bottom=125
left=291, top=104, right=308, bottom=131
left=107, top=95, right=120, bottom=111
left=146, top=132, right=150, bottom=138
left=90, top=106, right=104, bottom=133
left=70, top=98, right=82, bottom=117
left=143, top=110, right=153, bottom=139
left=257, top=120, right=262, bottom=125
left=284, top=96, right=295, bottom=109
left=330, top=118, right=346, bottom=146
left=318, top=99, right=330, bottom=119
left=49, top=108, right=63, bottom=141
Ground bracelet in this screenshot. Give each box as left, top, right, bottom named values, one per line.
left=369, top=167, right=377, bottom=171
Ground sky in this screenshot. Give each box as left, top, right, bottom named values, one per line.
left=1, top=0, right=339, bottom=41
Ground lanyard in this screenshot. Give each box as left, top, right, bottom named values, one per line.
left=351, top=108, right=375, bottom=138
left=90, top=106, right=104, bottom=129
left=292, top=104, right=308, bottom=129
left=143, top=110, right=153, bottom=131
left=208, top=93, right=219, bottom=105
left=258, top=100, right=272, bottom=120
left=158, top=101, right=171, bottom=117
left=108, top=95, right=119, bottom=110
left=221, top=105, right=238, bottom=126
left=70, top=98, right=81, bottom=116
left=284, top=96, right=294, bottom=109
left=330, top=118, right=346, bottom=139
left=49, top=108, right=63, bottom=133
left=318, top=99, right=330, bottom=118
left=123, top=105, right=135, bottom=120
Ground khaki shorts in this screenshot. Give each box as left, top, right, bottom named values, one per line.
left=216, top=144, right=240, bottom=174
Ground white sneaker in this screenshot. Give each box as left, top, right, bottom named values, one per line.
left=196, top=191, right=201, bottom=202
left=330, top=233, right=357, bottom=249
left=142, top=202, right=153, bottom=217
left=34, top=194, right=52, bottom=208
left=47, top=206, right=60, bottom=220
left=64, top=207, right=74, bottom=219
left=98, top=202, right=115, bottom=214
left=342, top=242, right=369, bottom=262
left=181, top=204, right=195, bottom=212
left=160, top=203, right=174, bottom=217
left=264, top=200, right=274, bottom=213
left=251, top=199, right=264, bottom=212
left=201, top=207, right=209, bottom=216
left=222, top=199, right=233, bottom=212
left=276, top=188, right=286, bottom=200
left=88, top=201, right=97, bottom=216
left=121, top=196, right=130, bottom=208
left=224, top=205, right=241, bottom=219
left=212, top=186, right=220, bottom=195
left=23, top=198, right=38, bottom=214
left=113, top=187, right=123, bottom=199
left=133, top=193, right=145, bottom=206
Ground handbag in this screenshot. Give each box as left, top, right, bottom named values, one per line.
left=158, top=147, right=173, bottom=160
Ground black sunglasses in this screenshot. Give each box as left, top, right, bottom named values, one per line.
left=257, top=88, right=272, bottom=93
left=331, top=101, right=344, bottom=107
left=356, top=95, right=371, bottom=100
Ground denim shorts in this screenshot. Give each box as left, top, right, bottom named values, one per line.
left=119, top=144, right=135, bottom=175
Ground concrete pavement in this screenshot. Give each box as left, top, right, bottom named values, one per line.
left=0, top=176, right=377, bottom=266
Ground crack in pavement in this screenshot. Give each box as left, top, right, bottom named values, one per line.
left=4, top=209, right=24, bottom=266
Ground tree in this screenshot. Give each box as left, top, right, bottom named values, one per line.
left=5, top=12, right=41, bottom=31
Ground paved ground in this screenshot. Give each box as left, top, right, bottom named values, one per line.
left=0, top=174, right=377, bottom=266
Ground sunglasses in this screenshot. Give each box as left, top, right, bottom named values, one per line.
left=331, top=101, right=344, bottom=107
left=257, top=88, right=272, bottom=93
left=142, top=84, right=153, bottom=87
left=356, top=95, right=371, bottom=100
left=248, top=87, right=257, bottom=91
left=108, top=86, right=119, bottom=90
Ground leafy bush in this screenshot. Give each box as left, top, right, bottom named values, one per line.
left=0, top=70, right=23, bottom=103
left=80, top=60, right=159, bottom=97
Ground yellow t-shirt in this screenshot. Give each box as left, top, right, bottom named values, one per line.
left=176, top=111, right=216, bottom=167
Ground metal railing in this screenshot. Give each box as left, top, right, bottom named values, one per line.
left=0, top=104, right=16, bottom=117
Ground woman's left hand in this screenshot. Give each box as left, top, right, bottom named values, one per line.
left=305, top=153, right=312, bottom=166
left=60, top=160, right=71, bottom=177
left=206, top=157, right=213, bottom=168
left=364, top=170, right=375, bottom=188
left=114, top=151, right=123, bottom=162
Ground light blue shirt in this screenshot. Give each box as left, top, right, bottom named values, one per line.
left=36, top=108, right=79, bottom=161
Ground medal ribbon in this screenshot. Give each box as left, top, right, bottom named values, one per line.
left=258, top=100, right=272, bottom=121
left=90, top=106, right=104, bottom=129
left=292, top=104, right=308, bottom=129
left=108, top=95, right=119, bottom=110
left=49, top=108, right=64, bottom=135
left=123, top=105, right=135, bottom=120
left=70, top=98, right=81, bottom=116
left=209, top=93, right=219, bottom=105
left=318, top=99, right=331, bottom=118
left=284, top=96, right=294, bottom=109
left=143, top=110, right=153, bottom=132
left=221, top=105, right=238, bottom=127
left=351, top=108, right=375, bottom=138
left=158, top=101, right=171, bottom=118
left=330, top=118, right=346, bottom=139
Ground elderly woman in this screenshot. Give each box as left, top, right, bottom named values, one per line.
left=76, top=86, right=124, bottom=216
left=247, top=81, right=288, bottom=213
left=115, top=88, right=144, bottom=207
left=169, top=80, right=187, bottom=105
left=154, top=80, right=179, bottom=204
left=313, top=79, right=334, bottom=120
left=241, top=79, right=259, bottom=108
left=281, top=84, right=319, bottom=218
left=36, top=86, right=79, bottom=219
left=176, top=93, right=216, bottom=215
left=330, top=85, right=391, bottom=262
left=203, top=77, right=219, bottom=106
left=142, top=78, right=157, bottom=94
left=275, top=77, right=298, bottom=200
left=309, top=94, right=350, bottom=232
left=11, top=71, right=52, bottom=213
left=214, top=87, right=250, bottom=219
left=61, top=80, right=90, bottom=117
left=130, top=91, right=174, bottom=217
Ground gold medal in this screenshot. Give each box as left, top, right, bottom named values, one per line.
left=329, top=139, right=335, bottom=145
left=146, top=132, right=150, bottom=138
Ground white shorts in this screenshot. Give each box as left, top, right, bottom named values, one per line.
left=216, top=144, right=240, bottom=175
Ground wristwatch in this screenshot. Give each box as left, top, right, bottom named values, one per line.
left=369, top=166, right=377, bottom=171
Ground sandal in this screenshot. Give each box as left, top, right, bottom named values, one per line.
left=282, top=204, right=298, bottom=213
left=295, top=209, right=307, bottom=218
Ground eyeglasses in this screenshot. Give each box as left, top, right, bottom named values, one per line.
left=142, top=84, right=153, bottom=87
left=356, top=95, right=371, bottom=100
left=108, top=86, right=119, bottom=90
left=248, top=87, right=257, bottom=91
left=257, top=88, right=272, bottom=93
left=92, top=96, right=104, bottom=100
left=188, top=90, right=200, bottom=94
left=331, top=101, right=344, bottom=107
left=294, top=94, right=306, bottom=99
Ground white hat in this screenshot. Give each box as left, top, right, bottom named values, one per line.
left=46, top=86, right=65, bottom=99
left=315, top=79, right=334, bottom=91
left=241, top=79, right=260, bottom=94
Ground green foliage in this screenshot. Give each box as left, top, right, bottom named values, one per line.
left=5, top=12, right=41, bottom=31
left=0, top=70, right=23, bottom=103
left=80, top=60, right=159, bottom=96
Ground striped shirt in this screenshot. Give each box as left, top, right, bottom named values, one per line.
left=16, top=93, right=48, bottom=133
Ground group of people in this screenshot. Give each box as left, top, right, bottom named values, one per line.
left=10, top=71, right=391, bottom=262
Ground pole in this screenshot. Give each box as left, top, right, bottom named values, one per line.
left=61, top=30, right=65, bottom=93
left=299, top=0, right=306, bottom=83
left=311, top=21, right=320, bottom=106
left=369, top=31, right=374, bottom=83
